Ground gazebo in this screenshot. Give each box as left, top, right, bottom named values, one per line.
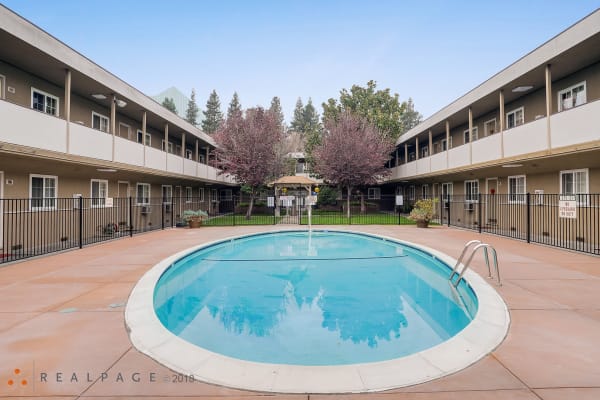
left=271, top=175, right=319, bottom=217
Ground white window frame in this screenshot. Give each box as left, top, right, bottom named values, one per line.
left=367, top=187, right=381, bottom=200
left=420, top=145, right=429, bottom=158
left=220, top=189, right=233, bottom=201
left=558, top=81, right=586, bottom=112
left=92, top=111, right=110, bottom=133
left=175, top=144, right=182, bottom=156
left=407, top=185, right=415, bottom=201
left=136, top=183, right=150, bottom=205
left=29, top=174, right=58, bottom=211
left=464, top=180, right=479, bottom=202
left=560, top=168, right=589, bottom=205
left=162, top=185, right=173, bottom=204
left=118, top=122, right=131, bottom=139
left=210, top=189, right=218, bottom=203
left=484, top=118, right=497, bottom=136
left=137, top=130, right=151, bottom=146
left=421, top=185, right=429, bottom=198
left=198, top=187, right=205, bottom=202
left=162, top=140, right=174, bottom=153
left=185, top=149, right=193, bottom=160
left=508, top=175, right=526, bottom=204
left=441, top=137, right=452, bottom=151
left=441, top=182, right=453, bottom=208
left=463, top=126, right=479, bottom=144
left=185, top=187, right=193, bottom=203
left=90, top=179, right=108, bottom=208
left=31, top=87, right=59, bottom=116
left=506, top=107, right=524, bottom=129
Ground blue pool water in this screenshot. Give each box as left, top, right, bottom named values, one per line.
left=154, top=231, right=478, bottom=366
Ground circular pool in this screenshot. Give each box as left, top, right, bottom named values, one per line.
left=126, top=230, right=509, bottom=393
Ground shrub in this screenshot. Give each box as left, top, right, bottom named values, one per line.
left=408, top=199, right=438, bottom=222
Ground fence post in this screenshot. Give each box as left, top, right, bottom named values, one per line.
left=447, top=195, right=451, bottom=227
left=478, top=193, right=482, bottom=234
left=161, top=202, right=165, bottom=230
left=78, top=196, right=83, bottom=249
left=526, top=192, right=531, bottom=243
left=129, top=196, right=133, bottom=237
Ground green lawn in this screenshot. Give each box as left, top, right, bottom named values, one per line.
left=300, top=213, right=415, bottom=225
left=203, top=214, right=281, bottom=226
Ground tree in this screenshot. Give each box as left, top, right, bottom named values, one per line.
left=201, top=90, right=224, bottom=134
left=302, top=98, right=322, bottom=169
left=213, top=107, right=285, bottom=219
left=185, top=89, right=200, bottom=126
left=269, top=96, right=285, bottom=131
left=161, top=97, right=177, bottom=114
left=322, top=80, right=421, bottom=140
left=399, top=97, right=422, bottom=134
left=227, top=92, right=242, bottom=119
left=290, top=98, right=304, bottom=133
left=313, top=112, right=395, bottom=218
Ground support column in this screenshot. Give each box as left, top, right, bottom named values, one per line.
left=468, top=107, right=473, bottom=164
left=428, top=130, right=433, bottom=170
left=404, top=143, right=408, bottom=165
left=181, top=133, right=186, bottom=157
left=111, top=95, right=117, bottom=161
left=545, top=64, right=552, bottom=150
left=164, top=123, right=169, bottom=170
left=206, top=147, right=210, bottom=165
left=415, top=136, right=419, bottom=160
left=445, top=120, right=450, bottom=168
left=64, top=69, right=71, bottom=153
left=142, top=111, right=147, bottom=166
left=499, top=90, right=505, bottom=158
left=195, top=139, right=199, bottom=177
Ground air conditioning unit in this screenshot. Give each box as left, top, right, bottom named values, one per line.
left=164, top=204, right=172, bottom=213
left=464, top=202, right=475, bottom=211
left=141, top=205, right=151, bottom=214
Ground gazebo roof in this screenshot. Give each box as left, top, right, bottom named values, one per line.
left=271, top=175, right=319, bottom=186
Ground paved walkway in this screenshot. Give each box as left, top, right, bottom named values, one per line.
left=0, top=225, right=599, bottom=399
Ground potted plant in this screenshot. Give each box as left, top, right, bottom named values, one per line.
left=182, top=209, right=208, bottom=228
left=409, top=198, right=438, bottom=228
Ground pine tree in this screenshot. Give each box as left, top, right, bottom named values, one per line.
left=201, top=90, right=223, bottom=134
left=290, top=97, right=304, bottom=133
left=185, top=89, right=199, bottom=126
left=227, top=92, right=242, bottom=119
left=269, top=96, right=285, bottom=131
left=161, top=97, right=177, bottom=114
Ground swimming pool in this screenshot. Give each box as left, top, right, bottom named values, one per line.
left=126, top=229, right=509, bottom=393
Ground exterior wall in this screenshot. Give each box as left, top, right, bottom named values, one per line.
left=551, top=61, right=600, bottom=114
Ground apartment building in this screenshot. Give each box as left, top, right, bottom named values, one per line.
left=385, top=10, right=599, bottom=210
left=0, top=5, right=235, bottom=217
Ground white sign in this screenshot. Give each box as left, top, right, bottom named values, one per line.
left=280, top=196, right=294, bottom=207
left=306, top=195, right=317, bottom=206
left=267, top=196, right=275, bottom=207
left=395, top=195, right=404, bottom=206
left=558, top=200, right=577, bottom=219
left=105, top=197, right=114, bottom=208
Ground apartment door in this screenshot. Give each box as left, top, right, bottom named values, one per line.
left=117, top=181, right=130, bottom=198
left=486, top=178, right=498, bottom=224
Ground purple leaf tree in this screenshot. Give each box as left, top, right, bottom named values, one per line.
left=313, top=112, right=395, bottom=218
left=213, top=107, right=285, bottom=219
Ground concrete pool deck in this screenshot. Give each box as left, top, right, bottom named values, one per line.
left=0, top=225, right=599, bottom=399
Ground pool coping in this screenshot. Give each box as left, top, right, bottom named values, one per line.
left=125, top=229, right=510, bottom=394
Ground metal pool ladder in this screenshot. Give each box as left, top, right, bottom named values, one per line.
left=449, top=240, right=501, bottom=287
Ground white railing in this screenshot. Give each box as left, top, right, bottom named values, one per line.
left=448, top=144, right=470, bottom=169
left=430, top=152, right=447, bottom=172
left=551, top=99, right=600, bottom=148
left=472, top=133, right=502, bottom=164
left=0, top=100, right=66, bottom=153
left=167, top=153, right=183, bottom=174
left=184, top=158, right=196, bottom=176
left=114, top=136, right=144, bottom=166
left=503, top=118, right=547, bottom=158
left=145, top=146, right=166, bottom=171
left=69, top=123, right=112, bottom=161
left=416, top=158, right=430, bottom=175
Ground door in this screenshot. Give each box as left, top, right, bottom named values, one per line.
left=117, top=181, right=130, bottom=198
left=486, top=178, right=498, bottom=224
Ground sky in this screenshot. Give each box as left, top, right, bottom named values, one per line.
left=2, top=1, right=599, bottom=123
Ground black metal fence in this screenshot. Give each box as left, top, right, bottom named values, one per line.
left=440, top=193, right=600, bottom=255
left=1, top=193, right=598, bottom=264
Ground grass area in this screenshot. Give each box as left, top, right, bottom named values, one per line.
left=203, top=214, right=281, bottom=226
left=300, top=213, right=416, bottom=225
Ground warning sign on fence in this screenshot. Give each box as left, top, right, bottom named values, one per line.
left=558, top=200, right=577, bottom=219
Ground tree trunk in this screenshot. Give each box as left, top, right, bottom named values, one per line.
left=246, top=191, right=255, bottom=220
left=360, top=191, right=366, bottom=215
left=346, top=186, right=352, bottom=219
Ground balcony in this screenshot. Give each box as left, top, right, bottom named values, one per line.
left=69, top=122, right=112, bottom=161
left=503, top=118, right=547, bottom=158
left=551, top=99, right=600, bottom=148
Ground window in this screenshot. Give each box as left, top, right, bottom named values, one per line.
left=558, top=81, right=586, bottom=112
left=463, top=127, right=478, bottom=144
left=31, top=88, right=59, bottom=116
left=91, top=179, right=108, bottom=207
left=199, top=154, right=206, bottom=164
left=210, top=189, right=218, bottom=202
left=92, top=112, right=110, bottom=133
left=560, top=169, right=588, bottom=205
left=185, top=187, right=193, bottom=203
left=220, top=189, right=233, bottom=201
left=175, top=145, right=182, bottom=155
left=162, top=185, right=173, bottom=204
left=464, top=180, right=479, bottom=202
left=136, top=183, right=150, bottom=205
left=420, top=146, right=429, bottom=158
left=119, top=123, right=131, bottom=139
left=442, top=182, right=453, bottom=208
left=185, top=149, right=193, bottom=160
left=162, top=140, right=174, bottom=153
left=407, top=185, right=415, bottom=200
left=440, top=137, right=452, bottom=151
left=137, top=130, right=151, bottom=146
left=198, top=187, right=205, bottom=202
left=484, top=119, right=497, bottom=136
left=30, top=174, right=57, bottom=210
left=508, top=175, right=526, bottom=204
left=367, top=187, right=381, bottom=200
left=421, top=185, right=429, bottom=198
left=506, top=107, right=524, bottom=129
left=408, top=152, right=416, bottom=161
